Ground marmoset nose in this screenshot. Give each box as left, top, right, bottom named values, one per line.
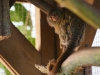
left=50, top=16, right=58, bottom=21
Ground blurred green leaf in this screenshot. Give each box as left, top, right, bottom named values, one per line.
left=10, top=3, right=32, bottom=26
left=10, top=3, right=27, bottom=23
left=0, top=62, right=12, bottom=75
left=10, top=3, right=35, bottom=46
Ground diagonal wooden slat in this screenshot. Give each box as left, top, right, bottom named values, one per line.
left=0, top=55, right=19, bottom=75
left=28, top=0, right=53, bottom=14
left=0, top=22, right=41, bottom=75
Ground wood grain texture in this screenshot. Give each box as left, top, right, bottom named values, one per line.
left=36, top=10, right=58, bottom=64
left=0, top=22, right=41, bottom=75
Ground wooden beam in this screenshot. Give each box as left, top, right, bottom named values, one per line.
left=36, top=7, right=59, bottom=66
left=44, top=0, right=56, bottom=6
left=0, top=22, right=41, bottom=75
left=28, top=0, right=53, bottom=14
left=17, top=0, right=28, bottom=2
left=9, top=0, right=16, bottom=7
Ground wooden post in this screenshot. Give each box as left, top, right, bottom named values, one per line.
left=36, top=8, right=59, bottom=65
left=0, top=0, right=10, bottom=40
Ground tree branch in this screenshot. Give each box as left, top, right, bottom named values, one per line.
left=35, top=47, right=100, bottom=75
left=61, top=47, right=100, bottom=75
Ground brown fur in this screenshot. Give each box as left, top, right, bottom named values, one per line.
left=47, top=7, right=87, bottom=75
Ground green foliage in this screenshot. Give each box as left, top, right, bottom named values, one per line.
left=10, top=3, right=27, bottom=22
left=0, top=62, right=12, bottom=75
left=10, top=3, right=35, bottom=46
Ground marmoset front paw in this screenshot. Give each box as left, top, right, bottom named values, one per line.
left=47, top=59, right=57, bottom=72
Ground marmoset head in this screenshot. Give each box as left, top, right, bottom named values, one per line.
left=47, top=7, right=63, bottom=27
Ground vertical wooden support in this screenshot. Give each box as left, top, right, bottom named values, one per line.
left=40, top=11, right=56, bottom=64
left=0, top=55, right=19, bottom=75
left=36, top=9, right=58, bottom=65
left=35, top=2, right=60, bottom=74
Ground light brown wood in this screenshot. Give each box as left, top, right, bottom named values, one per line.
left=44, top=0, right=56, bottom=6
left=28, top=0, right=53, bottom=14
left=0, top=22, right=41, bottom=75
left=0, top=55, right=19, bottom=75
left=36, top=7, right=41, bottom=51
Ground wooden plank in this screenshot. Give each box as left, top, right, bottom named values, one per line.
left=35, top=4, right=60, bottom=75
left=16, top=0, right=28, bottom=2
left=38, top=11, right=56, bottom=64
left=0, top=22, right=41, bottom=75
left=28, top=0, right=53, bottom=14
left=36, top=7, right=59, bottom=66
left=0, top=55, right=19, bottom=75
left=44, top=0, right=56, bottom=6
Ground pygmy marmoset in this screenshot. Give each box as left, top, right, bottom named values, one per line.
left=47, top=7, right=87, bottom=75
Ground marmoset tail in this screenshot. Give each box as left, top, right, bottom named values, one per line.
left=47, top=7, right=87, bottom=75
